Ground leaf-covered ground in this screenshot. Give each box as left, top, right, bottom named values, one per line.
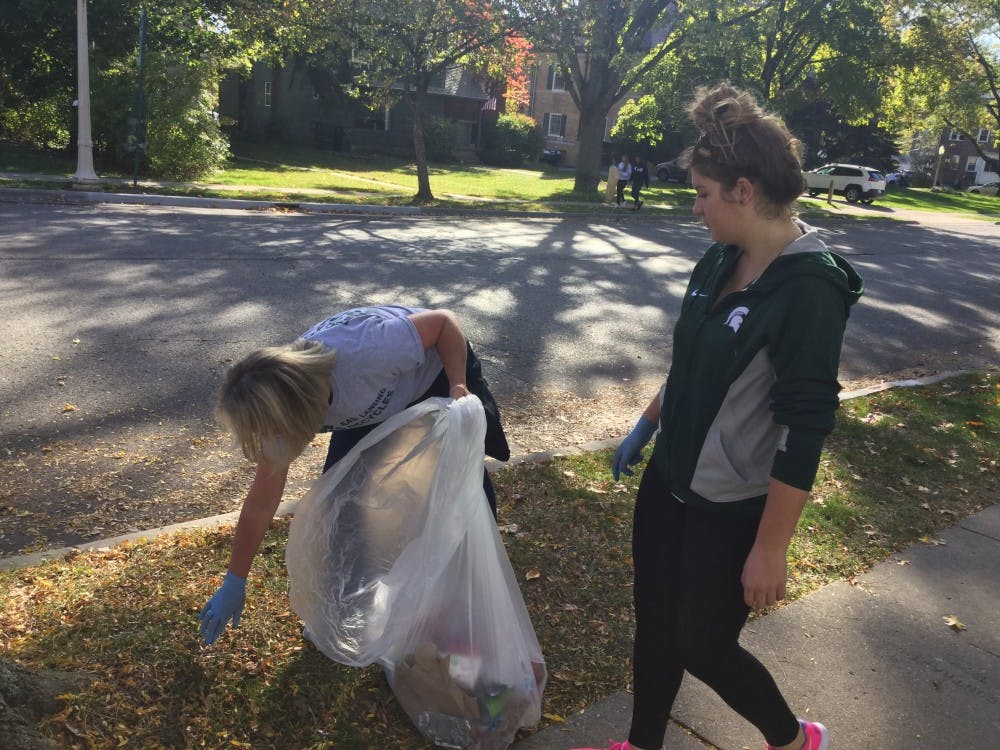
left=1, top=373, right=996, bottom=749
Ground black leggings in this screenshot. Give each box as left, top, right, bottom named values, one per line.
left=616, top=177, right=629, bottom=204
left=628, top=466, right=799, bottom=749
left=631, top=182, right=643, bottom=205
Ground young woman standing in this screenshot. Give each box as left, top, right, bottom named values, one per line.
left=579, top=83, right=863, bottom=750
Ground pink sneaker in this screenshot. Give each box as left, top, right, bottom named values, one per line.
left=571, top=742, right=632, bottom=750
left=766, top=719, right=829, bottom=750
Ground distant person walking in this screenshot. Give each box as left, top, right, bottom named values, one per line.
left=630, top=155, right=650, bottom=210
left=616, top=153, right=633, bottom=207
left=606, top=160, right=620, bottom=204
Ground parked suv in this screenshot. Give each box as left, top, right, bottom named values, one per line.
left=803, top=163, right=886, bottom=203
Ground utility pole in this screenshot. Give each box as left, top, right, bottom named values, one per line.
left=73, top=0, right=99, bottom=184
left=932, top=144, right=946, bottom=191
left=127, top=8, right=148, bottom=187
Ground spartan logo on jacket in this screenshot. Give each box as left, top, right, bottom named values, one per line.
left=724, top=306, right=750, bottom=332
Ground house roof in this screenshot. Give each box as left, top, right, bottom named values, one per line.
left=389, top=65, right=488, bottom=100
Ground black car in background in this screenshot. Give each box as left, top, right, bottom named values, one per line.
left=655, top=158, right=687, bottom=183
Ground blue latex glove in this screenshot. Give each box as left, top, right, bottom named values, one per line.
left=199, top=571, right=246, bottom=645
left=611, top=416, right=657, bottom=480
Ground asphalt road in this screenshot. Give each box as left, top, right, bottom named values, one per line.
left=1, top=201, right=999, bottom=557
left=2, top=202, right=998, bottom=444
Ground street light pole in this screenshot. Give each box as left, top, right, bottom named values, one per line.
left=73, top=0, right=99, bottom=183
left=932, top=144, right=945, bottom=191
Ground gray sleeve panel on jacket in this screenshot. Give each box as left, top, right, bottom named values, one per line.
left=690, top=348, right=786, bottom=503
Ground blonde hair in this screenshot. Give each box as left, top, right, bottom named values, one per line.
left=680, top=83, right=804, bottom=217
left=217, top=339, right=336, bottom=466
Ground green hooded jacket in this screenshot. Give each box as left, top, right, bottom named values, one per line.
left=651, top=222, right=864, bottom=515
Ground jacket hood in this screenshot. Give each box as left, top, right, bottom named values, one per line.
left=753, top=221, right=864, bottom=308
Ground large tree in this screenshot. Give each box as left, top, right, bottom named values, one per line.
left=524, top=1, right=850, bottom=192
left=346, top=0, right=519, bottom=202
left=0, top=0, right=142, bottom=148
left=616, top=0, right=898, bottom=161
left=524, top=0, right=692, bottom=192
left=887, top=0, right=1000, bottom=173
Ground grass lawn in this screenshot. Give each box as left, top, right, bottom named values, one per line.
left=799, top=184, right=1000, bottom=218
left=3, top=141, right=999, bottom=216
left=1, top=373, right=997, bottom=749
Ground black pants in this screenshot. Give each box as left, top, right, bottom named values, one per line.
left=322, top=343, right=509, bottom=518
left=631, top=182, right=643, bottom=206
left=616, top=177, right=628, bottom=205
left=628, top=466, right=799, bottom=749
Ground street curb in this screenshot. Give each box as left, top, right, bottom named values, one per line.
left=0, top=186, right=423, bottom=216
left=0, top=185, right=695, bottom=222
left=0, top=370, right=984, bottom=572
left=0, top=436, right=621, bottom=572
left=837, top=369, right=971, bottom=399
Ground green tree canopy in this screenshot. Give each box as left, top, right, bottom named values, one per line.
left=887, top=0, right=1000, bottom=173
left=523, top=0, right=690, bottom=192
left=632, top=0, right=899, bottom=161
left=0, top=0, right=329, bottom=174
left=344, top=0, right=519, bottom=202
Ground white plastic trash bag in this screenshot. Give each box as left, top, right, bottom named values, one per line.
left=286, top=395, right=546, bottom=749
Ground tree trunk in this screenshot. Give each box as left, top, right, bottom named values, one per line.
left=1, top=657, right=91, bottom=750
left=573, top=105, right=607, bottom=195
left=410, top=87, right=434, bottom=203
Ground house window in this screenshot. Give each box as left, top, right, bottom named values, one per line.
left=264, top=81, right=272, bottom=108
left=948, top=154, right=960, bottom=168
left=966, top=156, right=978, bottom=172
left=544, top=113, right=567, bottom=138
left=546, top=65, right=566, bottom=91
left=976, top=128, right=991, bottom=143
left=948, top=128, right=964, bottom=141
left=457, top=121, right=477, bottom=147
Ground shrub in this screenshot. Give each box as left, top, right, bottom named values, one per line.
left=421, top=115, right=458, bottom=162
left=0, top=97, right=71, bottom=150
left=143, top=54, right=230, bottom=180
left=479, top=113, right=540, bottom=167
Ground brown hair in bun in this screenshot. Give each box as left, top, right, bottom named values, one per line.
left=680, top=83, right=804, bottom=216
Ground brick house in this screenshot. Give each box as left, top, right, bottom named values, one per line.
left=933, top=126, right=999, bottom=188
left=527, top=54, right=630, bottom=167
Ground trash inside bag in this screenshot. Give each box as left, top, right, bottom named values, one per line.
left=286, top=395, right=546, bottom=749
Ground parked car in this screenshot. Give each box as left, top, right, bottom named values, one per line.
left=967, top=181, right=999, bottom=196
left=655, top=158, right=687, bottom=183
left=885, top=170, right=912, bottom=188
left=540, top=148, right=564, bottom=166
left=803, top=163, right=887, bottom=203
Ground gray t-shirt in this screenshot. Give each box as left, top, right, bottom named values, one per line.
left=301, top=306, right=443, bottom=430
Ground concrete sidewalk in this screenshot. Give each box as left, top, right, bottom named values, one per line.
left=512, top=504, right=1000, bottom=750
